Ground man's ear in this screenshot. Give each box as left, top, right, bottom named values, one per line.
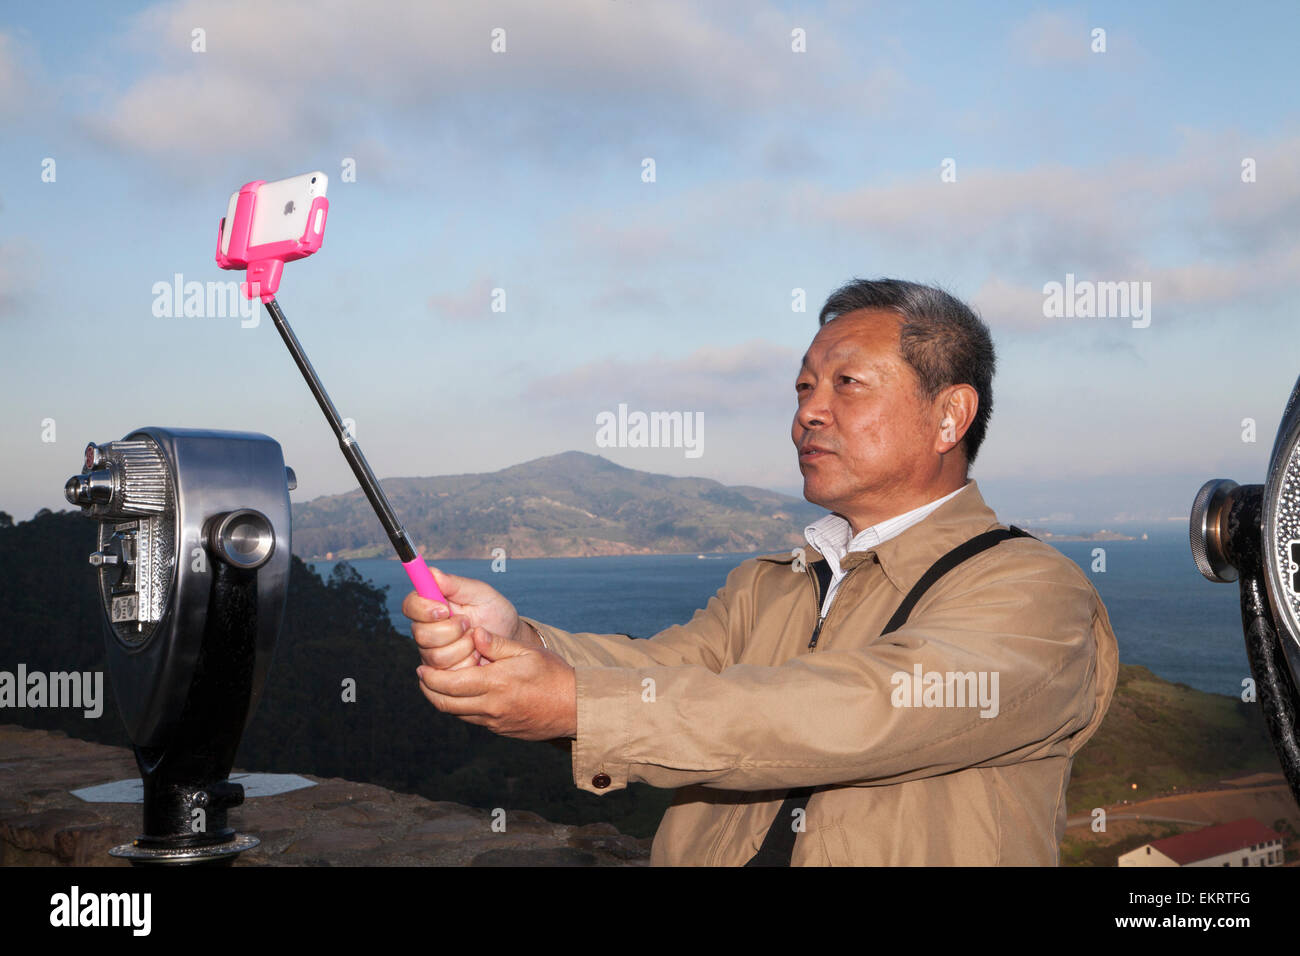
left=937, top=385, right=978, bottom=452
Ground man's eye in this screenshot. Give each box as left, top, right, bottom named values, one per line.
left=795, top=382, right=811, bottom=393
left=839, top=376, right=859, bottom=385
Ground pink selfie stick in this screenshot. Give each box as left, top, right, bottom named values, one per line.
left=216, top=180, right=448, bottom=606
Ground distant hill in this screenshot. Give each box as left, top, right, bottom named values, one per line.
left=290, top=450, right=827, bottom=559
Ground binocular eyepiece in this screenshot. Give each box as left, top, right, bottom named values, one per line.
left=1191, top=374, right=1300, bottom=809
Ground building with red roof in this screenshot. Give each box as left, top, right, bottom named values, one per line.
left=1118, top=818, right=1284, bottom=867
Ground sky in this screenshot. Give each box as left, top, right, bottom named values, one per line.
left=1, top=0, right=1297, bottom=529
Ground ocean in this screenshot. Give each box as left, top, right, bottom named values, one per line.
left=307, top=525, right=1252, bottom=698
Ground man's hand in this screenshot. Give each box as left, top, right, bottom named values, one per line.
left=403, top=566, right=542, bottom=671
left=416, top=626, right=577, bottom=741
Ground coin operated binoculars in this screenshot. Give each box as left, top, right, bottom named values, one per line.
left=1192, top=375, right=1300, bottom=808
left=65, top=427, right=293, bottom=864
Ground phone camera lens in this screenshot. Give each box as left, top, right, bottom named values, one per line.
left=311, top=177, right=317, bottom=183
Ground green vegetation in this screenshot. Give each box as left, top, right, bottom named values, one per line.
left=1065, top=664, right=1278, bottom=812
left=1060, top=823, right=1187, bottom=868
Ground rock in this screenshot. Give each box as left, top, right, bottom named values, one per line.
left=285, top=828, right=386, bottom=857
left=568, top=831, right=649, bottom=861
left=497, top=809, right=556, bottom=834
left=570, top=821, right=621, bottom=837
left=410, top=815, right=486, bottom=841
left=0, top=724, right=647, bottom=866
left=471, top=847, right=600, bottom=866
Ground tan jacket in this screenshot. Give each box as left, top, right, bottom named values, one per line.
left=521, top=480, right=1119, bottom=865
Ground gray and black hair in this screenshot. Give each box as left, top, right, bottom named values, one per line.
left=818, top=278, right=996, bottom=468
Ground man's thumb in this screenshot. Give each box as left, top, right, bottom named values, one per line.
left=472, top=626, right=526, bottom=663
left=428, top=565, right=460, bottom=599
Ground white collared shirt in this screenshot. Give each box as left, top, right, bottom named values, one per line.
left=803, top=482, right=970, bottom=618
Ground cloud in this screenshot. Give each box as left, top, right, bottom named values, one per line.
left=514, top=127, right=1300, bottom=340
left=570, top=218, right=698, bottom=267
left=0, top=238, right=39, bottom=320
left=1009, top=10, right=1095, bottom=65
left=556, top=177, right=787, bottom=284
left=787, top=133, right=1300, bottom=313
left=522, top=338, right=800, bottom=414
left=796, top=162, right=1154, bottom=273
left=1007, top=9, right=1150, bottom=66
left=1149, top=243, right=1300, bottom=310
left=428, top=276, right=498, bottom=321
left=968, top=276, right=1051, bottom=332
left=0, top=31, right=34, bottom=119
left=589, top=283, right=669, bottom=314
left=83, top=0, right=887, bottom=171
left=760, top=137, right=827, bottom=175
left=972, top=238, right=1300, bottom=334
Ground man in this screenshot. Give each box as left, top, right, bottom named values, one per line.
left=404, top=278, right=1119, bottom=866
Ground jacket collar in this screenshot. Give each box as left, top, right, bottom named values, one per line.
left=860, top=480, right=1000, bottom=593
left=762, top=480, right=1002, bottom=595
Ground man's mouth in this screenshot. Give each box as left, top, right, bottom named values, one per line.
left=799, top=444, right=833, bottom=461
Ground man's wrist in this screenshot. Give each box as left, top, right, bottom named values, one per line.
left=516, top=618, right=547, bottom=650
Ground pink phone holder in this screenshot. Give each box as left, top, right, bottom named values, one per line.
left=216, top=180, right=328, bottom=301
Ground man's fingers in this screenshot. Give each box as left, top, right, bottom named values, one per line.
left=427, top=566, right=494, bottom=607
left=415, top=677, right=494, bottom=720
left=411, top=615, right=470, bottom=649
left=403, top=565, right=501, bottom=622
left=417, top=662, right=493, bottom=698
left=427, top=565, right=459, bottom=600
left=418, top=631, right=477, bottom=669
left=451, top=650, right=484, bottom=670
left=429, top=567, right=512, bottom=613
left=412, top=617, right=483, bottom=670
left=403, top=590, right=452, bottom=623
left=471, top=625, right=530, bottom=663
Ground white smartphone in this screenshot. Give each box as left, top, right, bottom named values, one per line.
left=221, top=171, right=328, bottom=255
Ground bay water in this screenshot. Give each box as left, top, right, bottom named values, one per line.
left=308, top=525, right=1249, bottom=698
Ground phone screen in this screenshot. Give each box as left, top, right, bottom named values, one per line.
left=248, top=172, right=328, bottom=248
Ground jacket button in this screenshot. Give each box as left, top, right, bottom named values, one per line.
left=591, top=773, right=611, bottom=789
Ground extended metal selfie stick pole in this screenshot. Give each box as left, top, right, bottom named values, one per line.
left=262, top=296, right=448, bottom=603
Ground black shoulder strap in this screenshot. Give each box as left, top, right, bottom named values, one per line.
left=880, top=526, right=1033, bottom=637
left=743, top=785, right=817, bottom=867
left=743, top=524, right=1034, bottom=867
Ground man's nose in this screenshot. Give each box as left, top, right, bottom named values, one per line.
left=796, top=384, right=831, bottom=430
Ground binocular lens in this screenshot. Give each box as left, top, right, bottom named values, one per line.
left=209, top=509, right=275, bottom=570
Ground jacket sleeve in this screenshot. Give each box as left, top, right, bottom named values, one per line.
left=539, top=551, right=1112, bottom=795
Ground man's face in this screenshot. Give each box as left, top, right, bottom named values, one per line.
left=792, top=309, right=938, bottom=518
